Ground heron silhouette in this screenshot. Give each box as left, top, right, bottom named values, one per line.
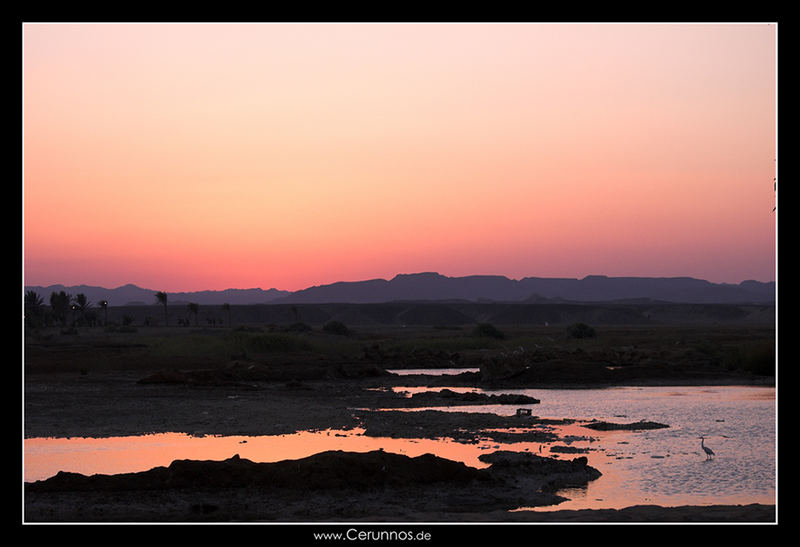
left=699, top=436, right=715, bottom=460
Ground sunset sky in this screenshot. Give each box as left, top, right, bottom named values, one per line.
left=23, top=23, right=777, bottom=292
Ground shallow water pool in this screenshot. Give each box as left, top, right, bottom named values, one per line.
left=24, top=385, right=776, bottom=512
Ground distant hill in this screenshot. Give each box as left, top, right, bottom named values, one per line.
left=272, top=272, right=775, bottom=305
left=23, top=283, right=290, bottom=307
left=24, top=273, right=775, bottom=307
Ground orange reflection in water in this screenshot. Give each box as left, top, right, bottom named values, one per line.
left=526, top=456, right=775, bottom=512
left=24, top=429, right=545, bottom=483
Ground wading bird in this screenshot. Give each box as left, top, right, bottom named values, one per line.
left=700, top=436, right=715, bottom=460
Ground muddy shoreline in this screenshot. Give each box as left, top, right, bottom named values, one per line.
left=25, top=443, right=774, bottom=524
left=24, top=369, right=775, bottom=523
left=23, top=324, right=776, bottom=523
left=23, top=368, right=770, bottom=440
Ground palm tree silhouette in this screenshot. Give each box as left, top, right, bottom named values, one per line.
left=49, top=290, right=71, bottom=326
left=25, top=290, right=43, bottom=309
left=187, top=302, right=199, bottom=326
left=155, top=291, right=168, bottom=327
left=98, top=300, right=109, bottom=326
left=222, top=303, right=231, bottom=328
left=25, top=290, right=45, bottom=326
left=72, top=293, right=92, bottom=325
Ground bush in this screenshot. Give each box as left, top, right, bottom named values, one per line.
left=104, top=325, right=138, bottom=333
left=471, top=323, right=505, bottom=339
left=323, top=320, right=349, bottom=336
left=722, top=342, right=775, bottom=376
left=234, top=325, right=263, bottom=333
left=567, top=323, right=596, bottom=339
left=246, top=333, right=313, bottom=353
left=287, top=322, right=312, bottom=333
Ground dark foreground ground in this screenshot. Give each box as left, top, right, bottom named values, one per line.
left=23, top=318, right=776, bottom=524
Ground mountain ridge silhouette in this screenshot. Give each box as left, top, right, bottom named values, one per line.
left=25, top=272, right=775, bottom=306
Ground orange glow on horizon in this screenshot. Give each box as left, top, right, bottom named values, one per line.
left=23, top=23, right=777, bottom=292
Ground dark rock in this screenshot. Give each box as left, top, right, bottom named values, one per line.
left=549, top=445, right=590, bottom=453
left=358, top=409, right=561, bottom=443
left=25, top=450, right=489, bottom=493
left=406, top=389, right=539, bottom=405
left=582, top=420, right=669, bottom=431
left=479, top=450, right=603, bottom=495
left=284, top=379, right=312, bottom=390
left=191, top=503, right=219, bottom=514
left=479, top=450, right=596, bottom=474
left=137, top=370, right=189, bottom=385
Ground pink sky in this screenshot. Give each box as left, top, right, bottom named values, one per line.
left=23, top=23, right=777, bottom=292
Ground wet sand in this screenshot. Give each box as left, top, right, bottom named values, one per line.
left=23, top=368, right=775, bottom=523
left=23, top=322, right=776, bottom=523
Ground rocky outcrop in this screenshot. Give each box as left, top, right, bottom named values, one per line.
left=357, top=409, right=563, bottom=443
left=403, top=388, right=539, bottom=406
left=26, top=450, right=488, bottom=493
left=582, top=420, right=669, bottom=431
left=478, top=450, right=602, bottom=495
left=25, top=449, right=606, bottom=522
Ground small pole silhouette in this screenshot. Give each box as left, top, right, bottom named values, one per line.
left=773, top=177, right=776, bottom=212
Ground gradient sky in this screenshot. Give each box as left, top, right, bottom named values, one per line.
left=23, top=23, right=777, bottom=292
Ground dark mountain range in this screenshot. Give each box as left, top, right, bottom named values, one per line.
left=24, top=272, right=775, bottom=307
left=23, top=283, right=290, bottom=307
left=272, top=272, right=775, bottom=305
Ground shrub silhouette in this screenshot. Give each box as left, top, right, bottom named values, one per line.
left=471, top=323, right=505, bottom=339
left=247, top=333, right=312, bottom=352
left=287, top=322, right=312, bottom=333
left=567, top=322, right=596, bottom=339
left=323, top=320, right=349, bottom=336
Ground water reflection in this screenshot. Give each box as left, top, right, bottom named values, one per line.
left=24, top=385, right=776, bottom=511
left=24, top=428, right=545, bottom=483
